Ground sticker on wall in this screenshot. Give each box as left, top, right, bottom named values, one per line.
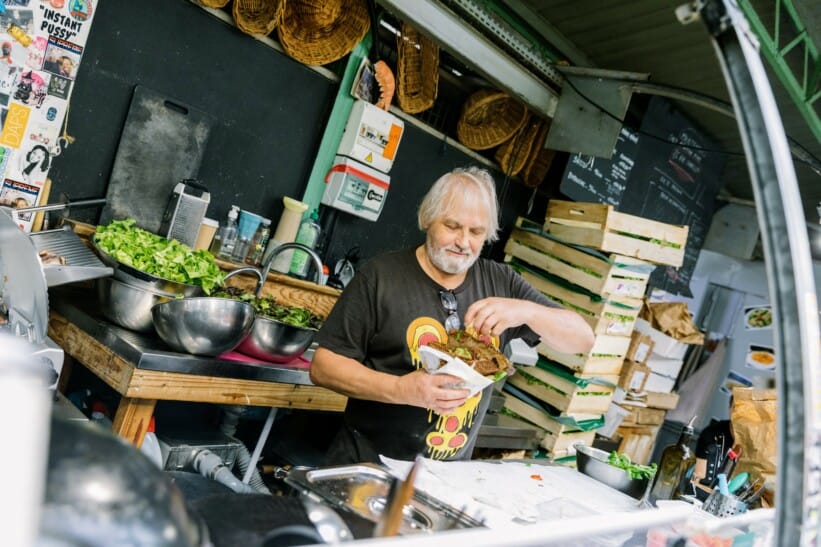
left=46, top=71, right=69, bottom=98
left=68, top=0, right=92, bottom=22
left=743, top=305, right=772, bottom=330
left=2, top=8, right=36, bottom=36
left=719, top=370, right=753, bottom=395
left=26, top=35, right=47, bottom=70
left=0, top=102, right=31, bottom=147
left=42, top=36, right=81, bottom=80
left=12, top=69, right=49, bottom=107
left=18, top=141, right=49, bottom=184
left=37, top=1, right=91, bottom=43
left=0, top=177, right=40, bottom=219
left=745, top=344, right=775, bottom=371
left=0, top=146, right=12, bottom=178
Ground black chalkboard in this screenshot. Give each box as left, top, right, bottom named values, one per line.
left=561, top=126, right=639, bottom=206
left=560, top=97, right=724, bottom=296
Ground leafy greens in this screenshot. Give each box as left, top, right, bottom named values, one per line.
left=213, top=286, right=324, bottom=330
left=94, top=218, right=225, bottom=294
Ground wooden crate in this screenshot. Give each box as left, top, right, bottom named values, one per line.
left=615, top=424, right=661, bottom=465
left=505, top=218, right=652, bottom=298
left=517, top=268, right=642, bottom=336
left=501, top=393, right=596, bottom=455
left=508, top=363, right=617, bottom=415
left=537, top=333, right=630, bottom=376
left=619, top=405, right=666, bottom=426
left=545, top=200, right=689, bottom=267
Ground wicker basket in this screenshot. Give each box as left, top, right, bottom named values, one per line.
left=278, top=0, right=370, bottom=66
left=233, top=0, right=284, bottom=35
left=396, top=23, right=439, bottom=114
left=197, top=0, right=230, bottom=8
left=522, top=120, right=556, bottom=187
left=457, top=89, right=527, bottom=150
left=495, top=114, right=543, bottom=177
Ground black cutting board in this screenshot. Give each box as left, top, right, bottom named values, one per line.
left=100, top=85, right=212, bottom=232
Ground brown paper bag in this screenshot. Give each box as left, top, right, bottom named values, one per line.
left=640, top=302, right=704, bottom=344
left=731, top=387, right=777, bottom=489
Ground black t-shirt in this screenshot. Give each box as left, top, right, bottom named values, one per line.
left=315, top=247, right=557, bottom=464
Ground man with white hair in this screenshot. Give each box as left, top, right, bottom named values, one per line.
left=311, top=166, right=594, bottom=464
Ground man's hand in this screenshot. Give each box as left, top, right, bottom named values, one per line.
left=397, top=369, right=470, bottom=415
left=464, top=297, right=527, bottom=337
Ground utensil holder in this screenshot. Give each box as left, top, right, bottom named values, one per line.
left=702, top=490, right=748, bottom=517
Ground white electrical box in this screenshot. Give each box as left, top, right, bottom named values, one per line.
left=322, top=156, right=390, bottom=222
left=337, top=99, right=404, bottom=173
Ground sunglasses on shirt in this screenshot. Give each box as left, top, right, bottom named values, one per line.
left=439, top=290, right=461, bottom=332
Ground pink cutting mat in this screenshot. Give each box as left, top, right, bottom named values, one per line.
left=219, top=351, right=311, bottom=369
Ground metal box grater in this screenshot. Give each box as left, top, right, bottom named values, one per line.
left=159, top=180, right=210, bottom=247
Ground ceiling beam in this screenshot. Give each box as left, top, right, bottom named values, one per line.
left=377, top=0, right=560, bottom=118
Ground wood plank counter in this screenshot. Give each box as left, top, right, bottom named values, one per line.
left=48, top=289, right=347, bottom=448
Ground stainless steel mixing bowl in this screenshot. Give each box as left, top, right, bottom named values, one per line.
left=235, top=316, right=317, bottom=363
left=151, top=297, right=256, bottom=357
left=97, top=277, right=174, bottom=332
left=574, top=443, right=649, bottom=499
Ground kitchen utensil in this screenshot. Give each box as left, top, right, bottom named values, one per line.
left=374, top=456, right=422, bottom=538
left=91, top=237, right=203, bottom=297
left=282, top=463, right=482, bottom=534
left=728, top=472, right=749, bottom=494
left=574, top=443, right=649, bottom=499
left=158, top=180, right=211, bottom=248
left=96, top=277, right=174, bottom=333
left=235, top=317, right=317, bottom=363
left=151, top=297, right=255, bottom=357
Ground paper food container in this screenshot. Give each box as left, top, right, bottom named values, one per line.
left=417, top=345, right=497, bottom=397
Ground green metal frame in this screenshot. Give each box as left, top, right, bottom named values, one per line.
left=737, top=0, right=821, bottom=143
left=299, top=36, right=373, bottom=213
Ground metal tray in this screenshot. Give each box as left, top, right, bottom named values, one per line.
left=29, top=227, right=112, bottom=287
left=284, top=463, right=483, bottom=535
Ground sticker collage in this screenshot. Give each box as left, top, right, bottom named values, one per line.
left=0, top=0, right=96, bottom=231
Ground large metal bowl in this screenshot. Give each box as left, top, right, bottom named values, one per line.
left=235, top=315, right=317, bottom=363
left=574, top=443, right=649, bottom=499
left=97, top=277, right=174, bottom=332
left=92, top=237, right=203, bottom=297
left=152, top=297, right=256, bottom=357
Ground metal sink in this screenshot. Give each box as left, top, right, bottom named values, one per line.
left=284, top=463, right=483, bottom=535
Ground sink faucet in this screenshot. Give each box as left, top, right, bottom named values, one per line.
left=259, top=242, right=326, bottom=294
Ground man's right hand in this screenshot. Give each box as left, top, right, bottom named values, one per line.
left=397, top=369, right=471, bottom=415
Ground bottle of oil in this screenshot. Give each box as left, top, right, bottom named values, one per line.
left=649, top=416, right=697, bottom=503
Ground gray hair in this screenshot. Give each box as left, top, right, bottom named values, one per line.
left=417, top=166, right=500, bottom=243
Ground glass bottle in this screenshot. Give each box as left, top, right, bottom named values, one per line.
left=649, top=416, right=697, bottom=503
left=216, top=205, right=240, bottom=260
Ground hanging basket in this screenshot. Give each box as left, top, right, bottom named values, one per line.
left=277, top=0, right=370, bottom=66
left=494, top=114, right=543, bottom=177
left=522, top=120, right=556, bottom=188
left=396, top=22, right=439, bottom=114
left=197, top=0, right=230, bottom=8
left=456, top=89, right=528, bottom=150
left=233, top=0, right=285, bottom=36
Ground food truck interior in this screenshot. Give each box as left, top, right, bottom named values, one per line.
left=1, top=0, right=819, bottom=545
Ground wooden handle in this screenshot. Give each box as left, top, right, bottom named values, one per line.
left=374, top=456, right=422, bottom=537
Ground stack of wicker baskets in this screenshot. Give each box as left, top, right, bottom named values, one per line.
left=396, top=23, right=439, bottom=114
left=198, top=0, right=230, bottom=7
left=456, top=89, right=528, bottom=151
left=233, top=0, right=285, bottom=35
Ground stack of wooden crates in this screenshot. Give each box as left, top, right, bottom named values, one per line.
left=500, top=200, right=689, bottom=462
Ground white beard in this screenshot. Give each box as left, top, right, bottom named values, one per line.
left=426, top=240, right=479, bottom=274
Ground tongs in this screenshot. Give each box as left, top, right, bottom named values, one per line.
left=373, top=456, right=423, bottom=538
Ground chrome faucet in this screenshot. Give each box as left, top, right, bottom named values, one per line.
left=258, top=242, right=326, bottom=293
